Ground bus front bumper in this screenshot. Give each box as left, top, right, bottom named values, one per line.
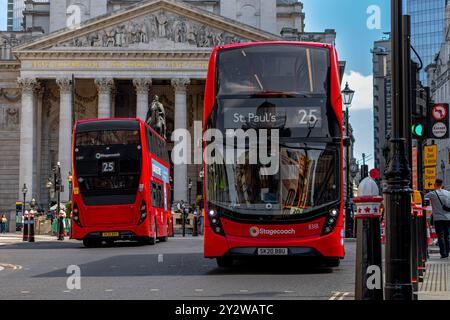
left=204, top=227, right=345, bottom=259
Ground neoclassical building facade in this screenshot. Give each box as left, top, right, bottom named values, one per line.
left=0, top=0, right=337, bottom=213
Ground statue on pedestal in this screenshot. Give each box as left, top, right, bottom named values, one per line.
left=146, top=95, right=166, bottom=139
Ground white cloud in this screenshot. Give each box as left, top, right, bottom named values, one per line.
left=342, top=71, right=373, bottom=111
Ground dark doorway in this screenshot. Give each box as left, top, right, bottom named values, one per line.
left=114, top=80, right=137, bottom=118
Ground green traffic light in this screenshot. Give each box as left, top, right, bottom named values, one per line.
left=412, top=124, right=424, bottom=137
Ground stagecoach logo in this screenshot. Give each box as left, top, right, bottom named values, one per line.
left=249, top=227, right=260, bottom=237
left=95, top=153, right=121, bottom=159
left=249, top=226, right=296, bottom=237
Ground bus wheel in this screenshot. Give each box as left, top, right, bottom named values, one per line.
left=323, top=258, right=341, bottom=268
left=149, top=219, right=157, bottom=245
left=158, top=223, right=169, bottom=242
left=83, top=239, right=100, bottom=248
left=216, top=257, right=233, bottom=268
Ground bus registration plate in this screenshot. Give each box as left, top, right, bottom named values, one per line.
left=257, top=248, right=288, bottom=256
left=102, top=232, right=119, bottom=237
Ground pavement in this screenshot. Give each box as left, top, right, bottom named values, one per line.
left=0, top=235, right=356, bottom=300
left=419, top=249, right=450, bottom=300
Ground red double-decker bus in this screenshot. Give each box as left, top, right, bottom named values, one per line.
left=203, top=42, right=345, bottom=267
left=71, top=118, right=173, bottom=247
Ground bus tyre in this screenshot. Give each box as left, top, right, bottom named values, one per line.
left=83, top=239, right=100, bottom=248
left=158, top=223, right=169, bottom=242
left=216, top=257, right=233, bottom=268
left=149, top=219, right=157, bottom=245
left=324, top=258, right=340, bottom=268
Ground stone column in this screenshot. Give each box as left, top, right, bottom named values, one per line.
left=133, top=78, right=152, bottom=121
left=56, top=78, right=73, bottom=202
left=95, top=78, right=114, bottom=118
left=18, top=77, right=40, bottom=202
left=171, top=78, right=190, bottom=203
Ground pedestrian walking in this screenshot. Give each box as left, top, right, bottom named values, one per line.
left=0, top=214, right=7, bottom=233
left=57, top=209, right=67, bottom=241
left=199, top=208, right=205, bottom=235
left=425, top=179, right=450, bottom=259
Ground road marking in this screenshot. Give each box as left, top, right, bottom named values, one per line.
left=110, top=265, right=118, bottom=269
left=21, top=291, right=30, bottom=294
left=284, top=290, right=295, bottom=294
left=63, top=290, right=71, bottom=293
left=158, top=254, right=164, bottom=263
left=339, top=292, right=351, bottom=300
left=330, top=292, right=352, bottom=300
left=0, top=263, right=23, bottom=271
left=195, top=289, right=204, bottom=292
left=150, top=289, right=160, bottom=292
left=105, top=289, right=114, bottom=292
left=329, top=292, right=341, bottom=300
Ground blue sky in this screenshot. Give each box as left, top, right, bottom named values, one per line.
left=0, top=0, right=6, bottom=31
left=302, top=0, right=391, bottom=168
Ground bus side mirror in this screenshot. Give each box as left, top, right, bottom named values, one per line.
left=343, top=137, right=351, bottom=147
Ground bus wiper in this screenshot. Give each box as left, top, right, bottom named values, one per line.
left=250, top=91, right=299, bottom=98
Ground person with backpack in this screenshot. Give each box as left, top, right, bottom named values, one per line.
left=425, top=179, right=450, bottom=259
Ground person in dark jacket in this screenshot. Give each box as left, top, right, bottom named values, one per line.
left=425, top=179, right=450, bottom=258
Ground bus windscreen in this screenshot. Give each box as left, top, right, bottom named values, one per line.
left=217, top=45, right=329, bottom=96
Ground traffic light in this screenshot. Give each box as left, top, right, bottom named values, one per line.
left=411, top=115, right=427, bottom=139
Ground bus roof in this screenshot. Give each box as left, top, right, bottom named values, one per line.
left=214, top=41, right=334, bottom=51
left=74, top=118, right=167, bottom=142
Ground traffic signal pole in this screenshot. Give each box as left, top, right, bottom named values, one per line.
left=383, top=0, right=413, bottom=300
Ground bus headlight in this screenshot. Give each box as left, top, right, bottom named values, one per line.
left=207, top=208, right=225, bottom=236
left=72, top=204, right=82, bottom=227
left=322, top=208, right=340, bottom=236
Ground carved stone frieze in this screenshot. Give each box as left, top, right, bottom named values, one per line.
left=54, top=10, right=247, bottom=49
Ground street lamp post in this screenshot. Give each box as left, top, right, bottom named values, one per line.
left=67, top=172, right=73, bottom=202
left=21, top=184, right=28, bottom=242
left=383, top=0, right=413, bottom=300
left=342, top=82, right=355, bottom=238
left=53, top=162, right=63, bottom=240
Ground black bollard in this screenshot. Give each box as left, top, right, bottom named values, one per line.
left=354, top=179, right=384, bottom=300
left=417, top=209, right=426, bottom=282
left=28, top=210, right=35, bottom=243
left=411, top=203, right=419, bottom=300
left=193, top=216, right=198, bottom=237
left=22, top=211, right=29, bottom=242
left=58, top=216, right=65, bottom=241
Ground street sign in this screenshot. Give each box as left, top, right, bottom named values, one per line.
left=429, top=103, right=450, bottom=139
left=412, top=147, right=418, bottom=191
left=424, top=145, right=437, bottom=167
left=370, top=168, right=380, bottom=180
left=432, top=104, right=447, bottom=121
left=432, top=122, right=448, bottom=138
left=424, top=167, right=437, bottom=190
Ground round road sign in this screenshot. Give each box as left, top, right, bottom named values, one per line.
left=432, top=105, right=447, bottom=121
left=432, top=122, right=448, bottom=138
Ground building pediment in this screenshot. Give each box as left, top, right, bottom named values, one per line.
left=14, top=0, right=280, bottom=56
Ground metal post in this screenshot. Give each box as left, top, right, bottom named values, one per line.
left=411, top=205, right=419, bottom=299
left=345, top=107, right=354, bottom=238
left=182, top=209, right=186, bottom=238
left=383, top=0, right=413, bottom=300
left=22, top=192, right=27, bottom=242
